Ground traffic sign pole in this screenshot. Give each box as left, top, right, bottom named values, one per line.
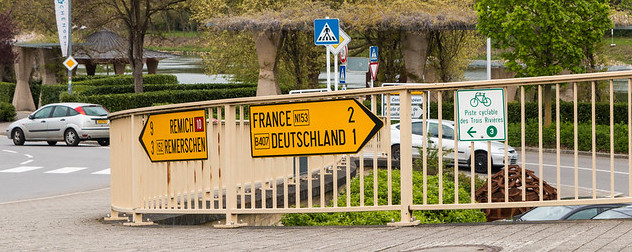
left=68, top=0, right=72, bottom=95
left=326, top=46, right=331, bottom=91
left=334, top=52, right=339, bottom=91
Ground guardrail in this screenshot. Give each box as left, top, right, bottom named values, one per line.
left=108, top=71, right=632, bottom=227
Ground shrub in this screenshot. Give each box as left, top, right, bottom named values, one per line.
left=73, top=74, right=178, bottom=86
left=0, top=102, right=16, bottom=122
left=280, top=169, right=487, bottom=226
left=60, top=87, right=256, bottom=112
left=79, top=83, right=256, bottom=96
left=0, top=82, right=15, bottom=103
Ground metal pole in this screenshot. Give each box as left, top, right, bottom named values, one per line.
left=326, top=46, right=331, bottom=91
left=486, top=37, right=491, bottom=80
left=334, top=52, right=339, bottom=91
left=67, top=0, right=73, bottom=95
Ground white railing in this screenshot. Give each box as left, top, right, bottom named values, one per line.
left=109, top=71, right=632, bottom=227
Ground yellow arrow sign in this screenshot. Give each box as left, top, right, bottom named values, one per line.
left=139, top=110, right=208, bottom=162
left=249, top=99, right=383, bottom=157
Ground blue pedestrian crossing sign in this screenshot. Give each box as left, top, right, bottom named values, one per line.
left=314, top=19, right=340, bottom=45
left=369, top=46, right=378, bottom=62
left=339, top=65, right=346, bottom=84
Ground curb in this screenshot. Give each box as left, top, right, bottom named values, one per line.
left=517, top=147, right=629, bottom=159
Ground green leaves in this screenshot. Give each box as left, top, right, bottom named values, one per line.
left=476, top=0, right=612, bottom=77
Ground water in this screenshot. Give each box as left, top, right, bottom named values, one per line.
left=76, top=56, right=632, bottom=96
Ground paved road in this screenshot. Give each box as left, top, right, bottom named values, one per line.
left=520, top=150, right=631, bottom=197
left=2, top=188, right=632, bottom=251
left=0, top=136, right=110, bottom=203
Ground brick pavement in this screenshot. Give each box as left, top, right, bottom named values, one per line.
left=2, top=188, right=632, bottom=251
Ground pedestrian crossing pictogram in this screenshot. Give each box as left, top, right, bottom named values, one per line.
left=317, top=23, right=337, bottom=43
left=314, top=18, right=339, bottom=45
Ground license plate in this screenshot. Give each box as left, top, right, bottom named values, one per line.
left=96, top=119, right=108, bottom=124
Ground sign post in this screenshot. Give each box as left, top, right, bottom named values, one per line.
left=456, top=89, right=506, bottom=141
left=139, top=110, right=208, bottom=162
left=369, top=46, right=378, bottom=88
left=314, top=18, right=340, bottom=92
left=55, top=0, right=73, bottom=94
left=249, top=99, right=383, bottom=157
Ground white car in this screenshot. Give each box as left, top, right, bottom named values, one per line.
left=6, top=103, right=110, bottom=146
left=391, top=119, right=518, bottom=173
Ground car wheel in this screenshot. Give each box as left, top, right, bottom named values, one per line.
left=98, top=139, right=110, bottom=146
left=391, top=144, right=400, bottom=162
left=47, top=141, right=57, bottom=146
left=12, top=129, right=25, bottom=146
left=64, top=129, right=80, bottom=146
left=474, top=151, right=489, bottom=173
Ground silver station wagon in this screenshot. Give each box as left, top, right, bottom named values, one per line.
left=6, top=103, right=110, bottom=146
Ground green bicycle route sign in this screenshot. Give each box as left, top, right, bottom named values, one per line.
left=456, top=88, right=506, bottom=141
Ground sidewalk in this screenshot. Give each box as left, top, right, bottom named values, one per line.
left=1, top=188, right=632, bottom=251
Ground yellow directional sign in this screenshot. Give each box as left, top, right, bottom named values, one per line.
left=139, top=110, right=208, bottom=162
left=250, top=99, right=383, bottom=157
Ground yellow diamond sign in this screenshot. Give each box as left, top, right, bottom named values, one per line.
left=63, top=56, right=78, bottom=71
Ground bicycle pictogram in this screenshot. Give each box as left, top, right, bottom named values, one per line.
left=470, top=92, right=492, bottom=107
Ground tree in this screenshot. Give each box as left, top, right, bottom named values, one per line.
left=476, top=0, right=612, bottom=126
left=0, top=11, right=18, bottom=82
left=102, top=0, right=186, bottom=93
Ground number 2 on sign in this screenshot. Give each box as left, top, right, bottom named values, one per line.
left=348, top=107, right=355, bottom=123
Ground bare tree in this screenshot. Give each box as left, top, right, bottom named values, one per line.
left=103, top=0, right=185, bottom=93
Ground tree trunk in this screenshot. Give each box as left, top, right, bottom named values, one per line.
left=401, top=31, right=429, bottom=83
left=254, top=30, right=283, bottom=96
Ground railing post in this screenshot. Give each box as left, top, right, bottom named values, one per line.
left=125, top=114, right=154, bottom=226
left=215, top=105, right=246, bottom=228
left=389, top=90, right=420, bottom=226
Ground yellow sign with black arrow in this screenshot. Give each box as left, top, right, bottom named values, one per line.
left=139, top=110, right=208, bottom=162
left=250, top=99, right=383, bottom=157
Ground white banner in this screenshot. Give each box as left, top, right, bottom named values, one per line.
left=55, top=0, right=70, bottom=57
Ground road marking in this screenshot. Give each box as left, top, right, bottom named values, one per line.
left=19, top=160, right=33, bottom=165
left=92, top=168, right=110, bottom=175
left=45, top=167, right=87, bottom=174
left=524, top=162, right=630, bottom=176
left=0, top=166, right=44, bottom=173
left=2, top=150, right=17, bottom=154
left=24, top=154, right=33, bottom=158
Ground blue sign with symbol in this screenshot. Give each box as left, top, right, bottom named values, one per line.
left=314, top=19, right=340, bottom=45
left=339, top=65, right=346, bottom=84
left=369, top=46, right=378, bottom=62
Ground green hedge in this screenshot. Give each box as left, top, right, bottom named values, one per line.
left=79, top=83, right=256, bottom=96
left=0, top=102, right=16, bottom=122
left=281, top=169, right=486, bottom=226
left=507, top=119, right=629, bottom=153
left=418, top=101, right=630, bottom=125
left=69, top=75, right=109, bottom=82
left=0, top=82, right=15, bottom=103
left=60, top=87, right=256, bottom=112
left=73, top=74, right=178, bottom=86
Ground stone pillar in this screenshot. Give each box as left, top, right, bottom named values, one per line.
left=146, top=59, right=159, bottom=74
left=85, top=63, right=97, bottom=76
left=12, top=47, right=36, bottom=111
left=114, top=62, right=126, bottom=75
left=37, top=48, right=58, bottom=85
left=401, top=31, right=429, bottom=83
left=253, top=30, right=283, bottom=96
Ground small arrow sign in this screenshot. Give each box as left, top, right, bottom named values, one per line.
left=467, top=127, right=477, bottom=138
left=250, top=99, right=383, bottom=157
left=139, top=110, right=208, bottom=162
left=369, top=62, right=379, bottom=81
